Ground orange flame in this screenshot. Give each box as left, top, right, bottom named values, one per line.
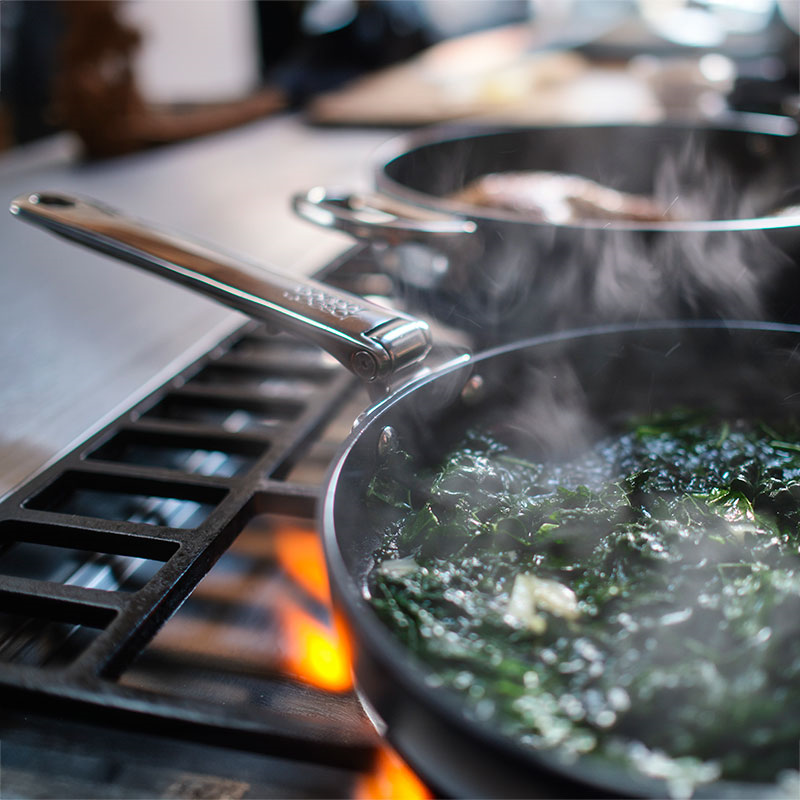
left=272, top=522, right=353, bottom=692
left=355, top=746, right=432, bottom=800
left=273, top=523, right=331, bottom=606
left=279, top=602, right=353, bottom=692
left=270, top=518, right=430, bottom=796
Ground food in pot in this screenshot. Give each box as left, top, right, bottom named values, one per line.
left=367, top=411, right=800, bottom=797
left=448, top=171, right=678, bottom=223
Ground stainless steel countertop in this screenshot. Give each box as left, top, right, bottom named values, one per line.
left=0, top=114, right=395, bottom=498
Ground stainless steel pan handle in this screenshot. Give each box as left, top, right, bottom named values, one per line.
left=292, top=186, right=476, bottom=244
left=10, top=192, right=432, bottom=389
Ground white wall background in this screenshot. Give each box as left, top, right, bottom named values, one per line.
left=121, top=0, right=262, bottom=103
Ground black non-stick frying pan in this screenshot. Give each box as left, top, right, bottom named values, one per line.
left=11, top=192, right=800, bottom=799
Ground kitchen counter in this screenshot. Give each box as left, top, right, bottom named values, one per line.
left=0, top=114, right=394, bottom=498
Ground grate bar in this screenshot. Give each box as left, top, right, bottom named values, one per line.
left=117, top=418, right=274, bottom=447
left=0, top=575, right=126, bottom=626
left=166, top=381, right=329, bottom=404
left=6, top=511, right=200, bottom=550
left=0, top=668, right=377, bottom=767
left=30, top=462, right=238, bottom=492
left=211, top=351, right=340, bottom=374
left=138, top=390, right=307, bottom=433
left=0, top=516, right=182, bottom=563
left=248, top=483, right=320, bottom=519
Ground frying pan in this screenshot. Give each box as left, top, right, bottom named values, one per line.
left=11, top=192, right=800, bottom=798
left=293, top=120, right=800, bottom=339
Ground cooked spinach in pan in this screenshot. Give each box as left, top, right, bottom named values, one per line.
left=367, top=411, right=800, bottom=797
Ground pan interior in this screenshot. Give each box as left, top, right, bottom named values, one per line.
left=328, top=323, right=800, bottom=798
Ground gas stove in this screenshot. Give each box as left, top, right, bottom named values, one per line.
left=0, top=244, right=432, bottom=799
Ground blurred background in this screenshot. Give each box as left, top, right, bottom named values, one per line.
left=0, top=0, right=798, bottom=159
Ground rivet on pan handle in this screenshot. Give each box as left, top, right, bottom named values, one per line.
left=9, top=192, right=433, bottom=391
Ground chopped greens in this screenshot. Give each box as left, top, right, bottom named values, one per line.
left=366, top=413, right=800, bottom=797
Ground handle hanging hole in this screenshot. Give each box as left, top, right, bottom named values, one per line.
left=33, top=194, right=75, bottom=208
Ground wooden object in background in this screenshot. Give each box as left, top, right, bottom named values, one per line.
left=53, top=0, right=285, bottom=159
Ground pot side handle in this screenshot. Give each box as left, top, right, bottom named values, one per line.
left=9, top=192, right=432, bottom=387
left=292, top=186, right=476, bottom=244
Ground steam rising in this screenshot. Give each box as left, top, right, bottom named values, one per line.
left=387, top=127, right=797, bottom=341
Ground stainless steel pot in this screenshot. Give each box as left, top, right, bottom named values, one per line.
left=294, top=120, right=800, bottom=340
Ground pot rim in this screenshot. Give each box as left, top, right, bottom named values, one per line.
left=371, top=118, right=800, bottom=233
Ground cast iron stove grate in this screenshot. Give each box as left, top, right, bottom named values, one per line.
left=0, top=247, right=410, bottom=796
